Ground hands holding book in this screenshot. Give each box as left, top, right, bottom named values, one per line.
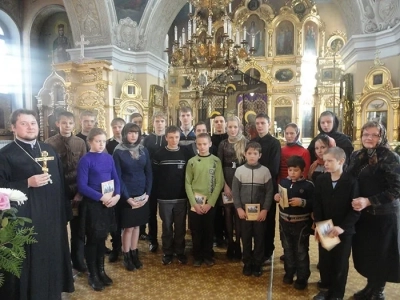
left=127, top=194, right=149, bottom=209
left=192, top=203, right=212, bottom=215
left=101, top=194, right=120, bottom=207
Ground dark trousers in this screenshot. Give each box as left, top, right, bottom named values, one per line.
left=190, top=207, right=215, bottom=260
left=319, top=234, right=352, bottom=298
left=148, top=194, right=158, bottom=244
left=214, top=202, right=225, bottom=242
left=110, top=205, right=121, bottom=251
left=159, top=201, right=187, bottom=255
left=264, top=202, right=276, bottom=258
left=70, top=216, right=85, bottom=265
left=241, top=218, right=266, bottom=265
left=279, top=219, right=311, bottom=280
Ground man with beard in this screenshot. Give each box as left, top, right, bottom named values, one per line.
left=0, top=109, right=74, bottom=299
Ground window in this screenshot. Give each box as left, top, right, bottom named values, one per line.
left=0, top=21, right=22, bottom=95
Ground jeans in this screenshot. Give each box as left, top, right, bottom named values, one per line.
left=279, top=218, right=311, bottom=280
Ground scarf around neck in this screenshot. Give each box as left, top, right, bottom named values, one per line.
left=115, top=142, right=144, bottom=160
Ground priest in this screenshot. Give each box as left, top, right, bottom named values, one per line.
left=0, top=109, right=74, bottom=299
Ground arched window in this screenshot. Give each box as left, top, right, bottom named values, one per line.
left=0, top=11, right=23, bottom=108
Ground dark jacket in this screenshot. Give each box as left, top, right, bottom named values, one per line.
left=313, top=172, right=360, bottom=235
left=278, top=177, right=314, bottom=215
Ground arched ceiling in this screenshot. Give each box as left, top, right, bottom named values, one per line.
left=139, top=0, right=366, bottom=57
left=93, top=0, right=399, bottom=57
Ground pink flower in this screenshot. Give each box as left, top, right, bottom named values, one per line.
left=0, top=193, right=11, bottom=210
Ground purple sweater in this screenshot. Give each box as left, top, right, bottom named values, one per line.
left=77, top=152, right=121, bottom=201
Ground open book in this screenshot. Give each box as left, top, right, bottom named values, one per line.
left=315, top=219, right=341, bottom=251
left=101, top=179, right=114, bottom=197
left=133, top=193, right=146, bottom=202
left=191, top=192, right=207, bottom=212
left=245, top=203, right=260, bottom=221
left=278, top=184, right=289, bottom=209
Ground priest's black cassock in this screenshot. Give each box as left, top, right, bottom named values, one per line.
left=0, top=140, right=74, bottom=300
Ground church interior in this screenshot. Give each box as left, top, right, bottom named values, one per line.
left=0, top=0, right=400, bottom=299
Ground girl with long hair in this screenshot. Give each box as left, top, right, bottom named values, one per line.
left=217, top=116, right=248, bottom=259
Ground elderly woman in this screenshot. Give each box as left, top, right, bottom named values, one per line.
left=347, top=121, right=400, bottom=300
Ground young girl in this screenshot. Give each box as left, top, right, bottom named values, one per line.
left=308, top=134, right=336, bottom=183
left=77, top=128, right=120, bottom=291
left=113, top=123, right=152, bottom=271
left=217, top=116, right=248, bottom=259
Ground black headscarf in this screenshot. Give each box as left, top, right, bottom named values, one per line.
left=360, top=121, right=389, bottom=165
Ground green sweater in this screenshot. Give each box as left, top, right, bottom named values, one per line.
left=185, top=154, right=224, bottom=207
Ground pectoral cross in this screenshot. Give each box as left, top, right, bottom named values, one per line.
left=75, top=34, right=90, bottom=59
left=35, top=151, right=54, bottom=184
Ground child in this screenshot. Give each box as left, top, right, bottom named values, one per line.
left=143, top=111, right=168, bottom=252
left=106, top=117, right=125, bottom=262
left=106, top=117, right=126, bottom=154
left=313, top=147, right=360, bottom=300
left=274, top=156, right=314, bottom=289
left=308, top=134, right=336, bottom=183
left=77, top=128, right=121, bottom=291
left=185, top=133, right=224, bottom=266
left=45, top=110, right=87, bottom=272
left=232, top=141, right=273, bottom=277
left=153, top=126, right=189, bottom=265
left=76, top=110, right=96, bottom=150
left=218, top=116, right=248, bottom=259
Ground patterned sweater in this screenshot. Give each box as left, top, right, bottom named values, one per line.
left=185, top=154, right=224, bottom=207
left=232, top=163, right=273, bottom=211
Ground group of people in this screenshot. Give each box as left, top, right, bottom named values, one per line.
left=0, top=107, right=399, bottom=300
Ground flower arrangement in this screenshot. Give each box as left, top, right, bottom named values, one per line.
left=0, top=188, right=37, bottom=287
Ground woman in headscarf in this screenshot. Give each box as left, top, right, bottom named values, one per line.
left=218, top=116, right=248, bottom=260
left=308, top=111, right=353, bottom=165
left=347, top=121, right=400, bottom=299
left=113, top=123, right=152, bottom=271
left=279, top=123, right=311, bottom=181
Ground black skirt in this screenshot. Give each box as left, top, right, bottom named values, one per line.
left=79, top=197, right=116, bottom=243
left=352, top=205, right=400, bottom=283
left=119, top=196, right=149, bottom=228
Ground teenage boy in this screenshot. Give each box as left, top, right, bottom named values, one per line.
left=211, top=114, right=228, bottom=154
left=185, top=133, right=224, bottom=266
left=313, top=147, right=360, bottom=300
left=274, top=156, right=314, bottom=289
left=76, top=110, right=96, bottom=150
left=106, top=117, right=126, bottom=262
left=210, top=114, right=228, bottom=248
left=106, top=117, right=125, bottom=154
left=130, top=112, right=148, bottom=137
left=251, top=112, right=281, bottom=263
left=186, top=121, right=211, bottom=158
left=153, top=126, right=189, bottom=265
left=143, top=112, right=168, bottom=252
left=232, top=142, right=273, bottom=277
left=45, top=110, right=87, bottom=272
left=179, top=107, right=196, bottom=146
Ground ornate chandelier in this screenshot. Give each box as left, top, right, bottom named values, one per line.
left=166, top=0, right=254, bottom=90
